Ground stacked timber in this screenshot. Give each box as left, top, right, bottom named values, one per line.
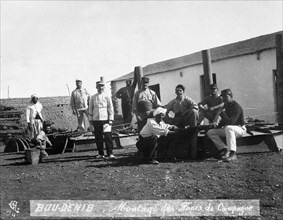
left=0, top=106, right=26, bottom=142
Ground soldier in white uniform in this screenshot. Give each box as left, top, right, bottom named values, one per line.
left=89, top=81, right=115, bottom=159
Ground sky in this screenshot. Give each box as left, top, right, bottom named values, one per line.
left=0, top=1, right=282, bottom=99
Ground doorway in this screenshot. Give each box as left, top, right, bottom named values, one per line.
left=149, top=84, right=161, bottom=101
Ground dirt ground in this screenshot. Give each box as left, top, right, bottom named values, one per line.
left=0, top=143, right=282, bottom=220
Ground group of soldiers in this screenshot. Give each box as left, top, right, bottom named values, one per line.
left=115, top=76, right=246, bottom=164
left=26, top=76, right=246, bottom=164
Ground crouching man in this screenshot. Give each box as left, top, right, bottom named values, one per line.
left=207, top=89, right=246, bottom=162
left=136, top=107, right=178, bottom=164
left=30, top=130, right=52, bottom=161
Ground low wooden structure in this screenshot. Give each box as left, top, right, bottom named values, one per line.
left=0, top=109, right=25, bottom=143
left=197, top=124, right=283, bottom=158
left=3, top=119, right=282, bottom=160
left=42, top=123, right=283, bottom=159
left=45, top=124, right=138, bottom=154
left=65, top=132, right=137, bottom=154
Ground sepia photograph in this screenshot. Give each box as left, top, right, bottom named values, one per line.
left=0, top=0, right=282, bottom=219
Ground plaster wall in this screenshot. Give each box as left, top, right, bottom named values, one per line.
left=213, top=49, right=276, bottom=122
left=114, top=49, right=277, bottom=122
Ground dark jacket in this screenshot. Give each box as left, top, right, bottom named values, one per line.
left=218, top=100, right=245, bottom=127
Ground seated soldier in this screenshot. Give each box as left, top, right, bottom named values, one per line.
left=136, top=107, right=178, bottom=164
left=165, top=84, right=199, bottom=128
left=206, top=89, right=246, bottom=162
left=198, top=84, right=224, bottom=125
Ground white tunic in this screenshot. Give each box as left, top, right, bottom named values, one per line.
left=89, top=92, right=114, bottom=121
left=26, top=102, right=44, bottom=124
left=140, top=118, right=171, bottom=138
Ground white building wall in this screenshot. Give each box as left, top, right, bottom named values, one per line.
left=212, top=49, right=276, bottom=122
left=149, top=66, right=204, bottom=104
left=114, top=65, right=204, bottom=116
left=114, top=49, right=277, bottom=122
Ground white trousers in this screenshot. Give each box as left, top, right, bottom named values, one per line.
left=28, top=119, right=43, bottom=139
left=77, top=109, right=88, bottom=132
left=207, top=125, right=246, bottom=152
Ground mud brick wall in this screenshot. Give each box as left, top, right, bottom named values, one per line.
left=0, top=96, right=79, bottom=131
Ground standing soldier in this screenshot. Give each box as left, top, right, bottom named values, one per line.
left=70, top=79, right=90, bottom=132
left=89, top=81, right=115, bottom=159
left=132, top=77, right=163, bottom=132
left=115, top=75, right=137, bottom=124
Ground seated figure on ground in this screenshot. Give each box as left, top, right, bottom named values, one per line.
left=136, top=107, right=178, bottom=164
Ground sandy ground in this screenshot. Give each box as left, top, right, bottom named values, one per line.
left=0, top=144, right=282, bottom=220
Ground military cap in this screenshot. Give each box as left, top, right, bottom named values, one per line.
left=126, top=79, right=132, bottom=84
left=210, top=84, right=218, bottom=89
left=96, top=81, right=105, bottom=86
left=221, top=89, right=233, bottom=97
left=141, top=77, right=149, bottom=83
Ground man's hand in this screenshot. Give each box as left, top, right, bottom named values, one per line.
left=27, top=123, right=32, bottom=131
left=108, top=120, right=113, bottom=125
left=169, top=125, right=178, bottom=131
left=136, top=115, right=142, bottom=122
left=168, top=130, right=178, bottom=135
left=199, top=105, right=207, bottom=111
left=211, top=122, right=218, bottom=128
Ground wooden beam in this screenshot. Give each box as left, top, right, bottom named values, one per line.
left=201, top=50, right=213, bottom=97
left=110, top=81, right=119, bottom=116
left=134, top=66, right=143, bottom=90
left=276, top=33, right=283, bottom=125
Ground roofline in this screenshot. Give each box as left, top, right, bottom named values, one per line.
left=112, top=31, right=281, bottom=82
